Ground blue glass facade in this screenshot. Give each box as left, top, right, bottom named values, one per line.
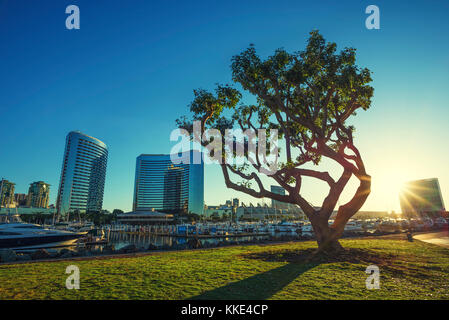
left=56, top=131, right=108, bottom=216
left=400, top=178, right=446, bottom=215
left=133, top=151, right=204, bottom=215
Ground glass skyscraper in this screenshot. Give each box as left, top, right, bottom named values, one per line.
left=133, top=151, right=204, bottom=215
left=271, top=185, right=292, bottom=210
left=56, top=131, right=108, bottom=216
left=400, top=178, right=445, bottom=216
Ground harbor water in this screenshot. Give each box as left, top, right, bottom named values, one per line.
left=105, top=229, right=303, bottom=250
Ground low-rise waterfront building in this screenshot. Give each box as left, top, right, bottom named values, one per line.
left=117, top=211, right=174, bottom=225
left=204, top=204, right=234, bottom=219
left=203, top=198, right=242, bottom=219
left=236, top=204, right=302, bottom=221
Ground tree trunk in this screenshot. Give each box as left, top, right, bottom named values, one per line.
left=311, top=219, right=344, bottom=254
left=309, top=174, right=371, bottom=255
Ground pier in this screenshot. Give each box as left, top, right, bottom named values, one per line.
left=108, top=224, right=270, bottom=238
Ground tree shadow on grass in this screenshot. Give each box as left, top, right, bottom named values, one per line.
left=244, top=247, right=398, bottom=265
left=191, top=262, right=318, bottom=300
left=190, top=247, right=401, bottom=300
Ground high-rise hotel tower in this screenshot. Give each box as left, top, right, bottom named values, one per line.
left=133, top=151, right=204, bottom=215
left=56, top=131, right=108, bottom=216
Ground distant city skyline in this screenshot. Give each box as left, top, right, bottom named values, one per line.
left=1, top=0, right=448, bottom=213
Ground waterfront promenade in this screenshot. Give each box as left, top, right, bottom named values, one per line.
left=415, top=231, right=449, bottom=248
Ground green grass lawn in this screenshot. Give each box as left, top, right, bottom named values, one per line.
left=1, top=238, right=448, bottom=300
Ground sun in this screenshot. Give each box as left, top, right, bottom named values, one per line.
left=373, top=169, right=414, bottom=212
left=381, top=172, right=409, bottom=195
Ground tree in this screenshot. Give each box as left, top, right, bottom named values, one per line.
left=112, top=209, right=124, bottom=215
left=177, top=31, right=374, bottom=254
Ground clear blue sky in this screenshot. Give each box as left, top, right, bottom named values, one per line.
left=1, top=0, right=448, bottom=212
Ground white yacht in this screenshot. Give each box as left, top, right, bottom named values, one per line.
left=344, top=220, right=364, bottom=232
left=301, top=223, right=313, bottom=233
left=0, top=213, right=87, bottom=250
left=274, top=221, right=300, bottom=233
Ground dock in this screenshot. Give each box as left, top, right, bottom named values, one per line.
left=111, top=230, right=270, bottom=238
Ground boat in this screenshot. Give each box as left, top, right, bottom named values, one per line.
left=68, top=221, right=95, bottom=232
left=422, top=218, right=434, bottom=230
left=344, top=220, right=364, bottom=232
left=434, top=217, right=448, bottom=228
left=301, top=223, right=313, bottom=234
left=376, top=220, right=401, bottom=233
left=274, top=221, right=299, bottom=233
left=0, top=212, right=87, bottom=250
left=411, top=219, right=426, bottom=231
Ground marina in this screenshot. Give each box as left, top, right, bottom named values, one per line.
left=1, top=213, right=448, bottom=262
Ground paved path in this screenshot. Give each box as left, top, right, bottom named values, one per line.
left=414, top=231, right=449, bottom=248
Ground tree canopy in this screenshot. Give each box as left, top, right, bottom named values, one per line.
left=177, top=30, right=374, bottom=252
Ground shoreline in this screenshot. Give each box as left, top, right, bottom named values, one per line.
left=2, top=230, right=446, bottom=266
